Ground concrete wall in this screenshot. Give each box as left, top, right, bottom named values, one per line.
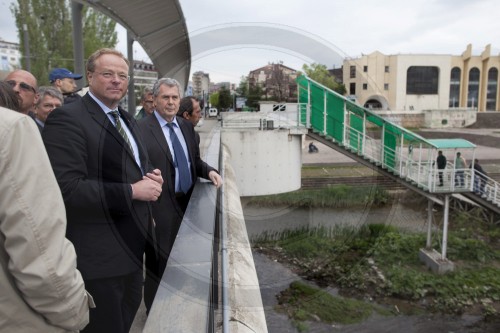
left=424, top=109, right=477, bottom=128
left=221, top=129, right=302, bottom=196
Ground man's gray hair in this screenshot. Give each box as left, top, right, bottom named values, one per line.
left=35, top=86, right=63, bottom=106
left=152, top=78, right=182, bottom=98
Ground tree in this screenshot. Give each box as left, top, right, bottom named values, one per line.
left=11, top=0, right=117, bottom=85
left=209, top=92, right=219, bottom=108
left=218, top=86, right=232, bottom=109
left=301, top=63, right=346, bottom=95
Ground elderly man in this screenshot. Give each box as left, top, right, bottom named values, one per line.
left=32, top=86, right=63, bottom=132
left=49, top=67, right=83, bottom=104
left=5, top=69, right=38, bottom=115
left=138, top=78, right=222, bottom=313
left=43, top=48, right=163, bottom=333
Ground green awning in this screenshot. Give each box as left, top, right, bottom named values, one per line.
left=427, top=138, right=476, bottom=149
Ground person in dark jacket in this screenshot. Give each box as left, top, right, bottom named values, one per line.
left=436, top=150, right=447, bottom=186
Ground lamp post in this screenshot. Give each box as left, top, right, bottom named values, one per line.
left=22, top=23, right=30, bottom=72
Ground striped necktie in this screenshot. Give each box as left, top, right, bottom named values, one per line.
left=166, top=122, right=192, bottom=194
left=110, top=110, right=133, bottom=153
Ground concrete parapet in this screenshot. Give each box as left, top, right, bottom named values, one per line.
left=223, top=147, right=268, bottom=332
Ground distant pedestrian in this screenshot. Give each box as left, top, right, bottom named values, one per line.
left=436, top=150, right=447, bottom=186
left=470, top=159, right=487, bottom=194
left=454, top=152, right=466, bottom=187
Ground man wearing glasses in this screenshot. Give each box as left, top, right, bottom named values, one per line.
left=42, top=48, right=163, bottom=333
left=5, top=69, right=38, bottom=115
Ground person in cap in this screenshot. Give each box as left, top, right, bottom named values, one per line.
left=49, top=68, right=83, bottom=105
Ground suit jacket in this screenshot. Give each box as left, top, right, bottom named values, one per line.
left=138, top=114, right=215, bottom=258
left=42, top=94, right=153, bottom=280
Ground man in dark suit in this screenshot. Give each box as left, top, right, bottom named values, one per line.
left=177, top=95, right=202, bottom=145
left=138, top=78, right=222, bottom=312
left=42, top=48, right=163, bottom=333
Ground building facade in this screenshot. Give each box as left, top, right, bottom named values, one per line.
left=0, top=38, right=21, bottom=79
left=343, top=44, right=500, bottom=112
left=133, top=60, right=158, bottom=94
left=192, top=71, right=210, bottom=99
left=248, top=63, right=298, bottom=102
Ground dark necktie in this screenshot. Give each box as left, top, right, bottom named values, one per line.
left=166, top=122, right=192, bottom=194
left=110, top=110, right=133, bottom=153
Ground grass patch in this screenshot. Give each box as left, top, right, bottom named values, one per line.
left=276, top=281, right=391, bottom=329
left=247, top=185, right=391, bottom=208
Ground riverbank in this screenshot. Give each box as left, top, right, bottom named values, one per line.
left=244, top=184, right=500, bottom=332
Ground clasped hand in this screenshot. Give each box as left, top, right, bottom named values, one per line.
left=131, top=169, right=163, bottom=201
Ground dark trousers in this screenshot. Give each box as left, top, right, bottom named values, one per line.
left=438, top=169, right=444, bottom=185
left=82, top=270, right=143, bottom=333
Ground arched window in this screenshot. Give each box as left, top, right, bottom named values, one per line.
left=486, top=68, right=498, bottom=111
left=449, top=67, right=461, bottom=107
left=467, top=67, right=480, bottom=108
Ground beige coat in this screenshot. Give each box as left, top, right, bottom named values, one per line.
left=0, top=107, right=91, bottom=332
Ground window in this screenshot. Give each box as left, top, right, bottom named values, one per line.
left=363, top=66, right=368, bottom=72
left=486, top=68, right=498, bottom=110
left=350, top=66, right=356, bottom=78
left=406, top=66, right=439, bottom=94
left=467, top=67, right=480, bottom=108
left=449, top=67, right=461, bottom=108
left=362, top=83, right=368, bottom=90
left=385, top=66, right=389, bottom=73
left=384, top=83, right=389, bottom=90
left=349, top=82, right=356, bottom=95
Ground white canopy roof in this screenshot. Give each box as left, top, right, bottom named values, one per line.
left=79, top=0, right=191, bottom=89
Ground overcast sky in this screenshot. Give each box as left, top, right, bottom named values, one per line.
left=1, top=0, right=499, bottom=83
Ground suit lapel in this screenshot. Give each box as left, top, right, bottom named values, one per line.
left=149, top=115, right=174, bottom=167
left=82, top=95, right=142, bottom=171
left=177, top=117, right=196, bottom=178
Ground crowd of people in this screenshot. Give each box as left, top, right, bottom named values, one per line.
left=0, top=48, right=222, bottom=333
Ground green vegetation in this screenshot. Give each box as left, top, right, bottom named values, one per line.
left=276, top=281, right=391, bottom=331
left=11, top=0, right=117, bottom=85
left=247, top=185, right=391, bottom=208
left=255, top=217, right=500, bottom=329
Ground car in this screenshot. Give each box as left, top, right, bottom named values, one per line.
left=208, top=108, right=218, bottom=117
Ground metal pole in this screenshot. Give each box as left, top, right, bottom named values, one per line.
left=127, top=31, right=135, bottom=115
left=426, top=200, right=433, bottom=248
left=22, top=24, right=30, bottom=72
left=71, top=1, right=85, bottom=89
left=442, top=194, right=450, bottom=259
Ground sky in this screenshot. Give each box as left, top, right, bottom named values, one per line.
left=1, top=0, right=500, bottom=84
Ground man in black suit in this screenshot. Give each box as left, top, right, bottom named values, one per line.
left=177, top=95, right=202, bottom=145
left=42, top=48, right=163, bottom=333
left=138, top=78, right=222, bottom=312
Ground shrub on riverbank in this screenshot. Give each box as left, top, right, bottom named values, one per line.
left=254, top=220, right=500, bottom=328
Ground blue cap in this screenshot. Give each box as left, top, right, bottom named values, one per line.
left=49, top=68, right=83, bottom=83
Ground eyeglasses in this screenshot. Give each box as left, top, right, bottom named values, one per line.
left=94, top=71, right=130, bottom=81
left=6, top=80, right=36, bottom=93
